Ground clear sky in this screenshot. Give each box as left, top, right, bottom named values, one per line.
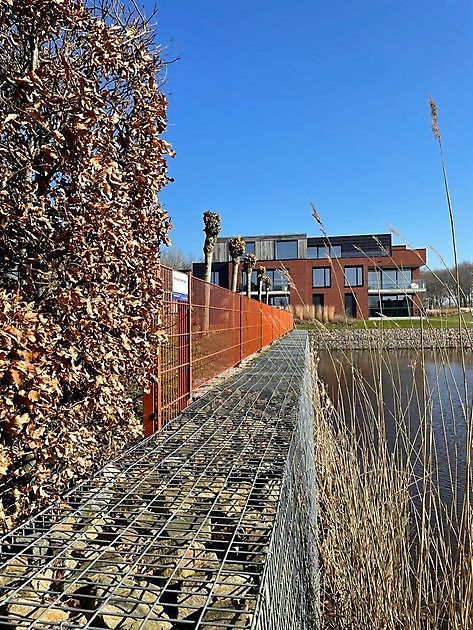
left=150, top=0, right=472, bottom=267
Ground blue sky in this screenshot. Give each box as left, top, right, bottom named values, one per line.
left=150, top=0, right=472, bottom=267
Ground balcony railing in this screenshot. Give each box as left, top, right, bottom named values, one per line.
left=368, top=279, right=426, bottom=291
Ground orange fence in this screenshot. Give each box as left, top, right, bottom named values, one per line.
left=143, top=265, right=293, bottom=434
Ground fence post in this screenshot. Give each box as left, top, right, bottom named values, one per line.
left=260, top=302, right=263, bottom=351
left=240, top=293, right=243, bottom=363
left=143, top=382, right=155, bottom=437
left=156, top=348, right=163, bottom=431
left=143, top=319, right=159, bottom=436
left=187, top=271, right=193, bottom=404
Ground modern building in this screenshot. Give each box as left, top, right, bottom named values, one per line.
left=192, top=233, right=427, bottom=319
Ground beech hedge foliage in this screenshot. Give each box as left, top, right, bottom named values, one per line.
left=0, top=0, right=172, bottom=530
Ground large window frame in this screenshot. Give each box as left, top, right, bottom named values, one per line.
left=265, top=269, right=289, bottom=292
left=275, top=240, right=298, bottom=260
left=245, top=241, right=256, bottom=256
left=368, top=267, right=413, bottom=290
left=344, top=265, right=363, bottom=287
left=241, top=270, right=258, bottom=292
left=369, top=294, right=413, bottom=318
left=269, top=295, right=290, bottom=307
left=312, top=267, right=331, bottom=288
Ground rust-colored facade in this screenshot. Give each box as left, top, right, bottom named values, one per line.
left=193, top=233, right=427, bottom=319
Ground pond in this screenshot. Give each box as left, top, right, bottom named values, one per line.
left=316, top=348, right=472, bottom=509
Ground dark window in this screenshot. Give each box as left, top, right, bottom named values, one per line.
left=344, top=266, right=363, bottom=287
left=276, top=240, right=298, bottom=260
left=344, top=246, right=389, bottom=258
left=368, top=295, right=381, bottom=317
left=312, top=267, right=331, bottom=288
left=345, top=293, right=357, bottom=318
left=210, top=271, right=220, bottom=285
left=308, top=245, right=341, bottom=259
left=241, top=270, right=257, bottom=292
left=266, top=269, right=289, bottom=291
left=312, top=294, right=324, bottom=307
left=369, top=294, right=413, bottom=318
left=245, top=241, right=256, bottom=256
left=269, top=294, right=290, bottom=307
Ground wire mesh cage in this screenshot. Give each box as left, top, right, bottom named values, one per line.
left=0, top=332, right=317, bottom=629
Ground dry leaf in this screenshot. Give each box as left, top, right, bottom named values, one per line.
left=0, top=0, right=171, bottom=531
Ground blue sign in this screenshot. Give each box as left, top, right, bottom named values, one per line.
left=172, top=292, right=188, bottom=302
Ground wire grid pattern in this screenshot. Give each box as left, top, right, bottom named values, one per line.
left=0, top=331, right=316, bottom=629
left=252, top=342, right=319, bottom=630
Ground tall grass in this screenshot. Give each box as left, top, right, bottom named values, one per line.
left=311, top=98, right=472, bottom=629
left=290, top=303, right=338, bottom=324
left=312, top=341, right=472, bottom=629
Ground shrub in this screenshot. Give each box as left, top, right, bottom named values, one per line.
left=0, top=0, right=172, bottom=530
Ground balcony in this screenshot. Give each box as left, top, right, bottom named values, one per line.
left=368, top=279, right=426, bottom=293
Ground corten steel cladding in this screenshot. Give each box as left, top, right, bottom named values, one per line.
left=144, top=266, right=293, bottom=434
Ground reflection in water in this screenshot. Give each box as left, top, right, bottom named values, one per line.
left=317, top=349, right=472, bottom=509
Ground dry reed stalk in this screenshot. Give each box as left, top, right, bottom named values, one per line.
left=312, top=337, right=472, bottom=629
left=309, top=102, right=471, bottom=625
left=430, top=98, right=472, bottom=600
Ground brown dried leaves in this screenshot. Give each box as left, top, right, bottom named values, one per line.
left=0, top=0, right=172, bottom=530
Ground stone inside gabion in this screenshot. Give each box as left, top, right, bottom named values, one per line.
left=0, top=333, right=313, bottom=629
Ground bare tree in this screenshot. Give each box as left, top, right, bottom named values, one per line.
left=457, top=262, right=473, bottom=306
left=202, top=211, right=221, bottom=283
left=160, top=246, right=193, bottom=271
left=228, top=236, right=245, bottom=292
left=242, top=254, right=257, bottom=299
left=423, top=263, right=473, bottom=308
left=422, top=270, right=448, bottom=308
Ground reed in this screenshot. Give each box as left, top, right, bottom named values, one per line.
left=310, top=99, right=472, bottom=628
left=312, top=99, right=473, bottom=630
left=312, top=337, right=472, bottom=628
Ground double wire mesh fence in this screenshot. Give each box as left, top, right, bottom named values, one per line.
left=143, top=265, right=294, bottom=434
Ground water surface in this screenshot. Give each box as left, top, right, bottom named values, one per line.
left=317, top=348, right=472, bottom=508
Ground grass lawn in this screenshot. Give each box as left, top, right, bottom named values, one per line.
left=296, top=314, right=473, bottom=330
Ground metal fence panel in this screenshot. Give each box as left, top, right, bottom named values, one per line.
left=144, top=266, right=293, bottom=434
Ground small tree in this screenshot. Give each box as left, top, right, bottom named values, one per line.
left=242, top=254, right=257, bottom=299
left=228, top=236, right=245, bottom=292
left=256, top=266, right=266, bottom=301
left=202, top=211, right=221, bottom=283
left=263, top=275, right=272, bottom=304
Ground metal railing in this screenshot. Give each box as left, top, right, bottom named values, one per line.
left=367, top=279, right=426, bottom=291
left=143, top=266, right=294, bottom=434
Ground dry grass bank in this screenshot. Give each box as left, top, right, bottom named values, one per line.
left=312, top=346, right=472, bottom=629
